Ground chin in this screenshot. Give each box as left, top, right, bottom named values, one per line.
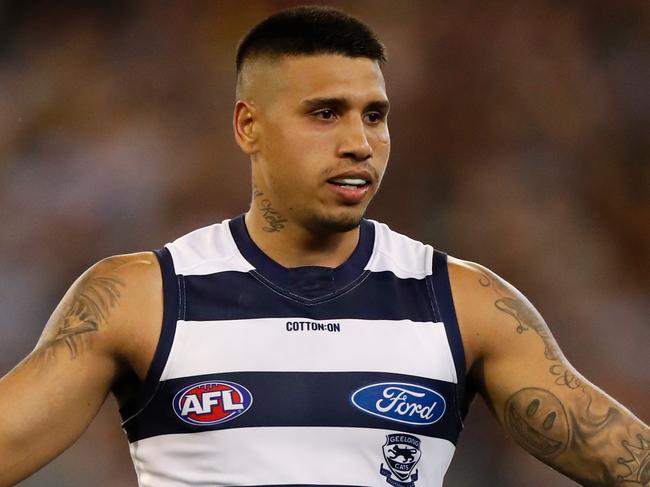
left=305, top=209, right=364, bottom=235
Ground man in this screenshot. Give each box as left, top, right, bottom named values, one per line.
left=0, top=5, right=647, bottom=487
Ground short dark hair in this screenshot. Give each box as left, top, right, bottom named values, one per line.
left=236, top=5, right=386, bottom=73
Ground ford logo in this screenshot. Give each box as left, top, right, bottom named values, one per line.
left=351, top=382, right=446, bottom=425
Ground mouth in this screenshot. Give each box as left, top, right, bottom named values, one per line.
left=325, top=167, right=377, bottom=204
left=326, top=176, right=372, bottom=204
left=327, top=177, right=371, bottom=190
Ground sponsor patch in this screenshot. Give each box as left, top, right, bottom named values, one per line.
left=173, top=380, right=253, bottom=426
left=380, top=433, right=422, bottom=486
left=351, top=382, right=446, bottom=425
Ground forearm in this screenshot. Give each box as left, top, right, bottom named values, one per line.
left=0, top=350, right=113, bottom=486
left=505, top=382, right=649, bottom=486
left=0, top=361, right=66, bottom=486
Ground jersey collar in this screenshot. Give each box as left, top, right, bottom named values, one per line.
left=228, top=214, right=375, bottom=300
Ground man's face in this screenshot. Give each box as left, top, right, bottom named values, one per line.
left=243, top=54, right=390, bottom=234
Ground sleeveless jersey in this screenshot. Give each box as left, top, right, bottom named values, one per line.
left=120, top=215, right=466, bottom=487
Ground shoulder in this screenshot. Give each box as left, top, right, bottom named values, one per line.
left=69, top=251, right=162, bottom=332
left=69, top=252, right=163, bottom=373
left=79, top=252, right=161, bottom=309
left=446, top=255, right=536, bottom=322
left=88, top=251, right=159, bottom=278
left=447, top=256, right=508, bottom=297
left=446, top=256, right=539, bottom=370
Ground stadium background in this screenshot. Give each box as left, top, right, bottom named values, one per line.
left=0, top=0, right=647, bottom=485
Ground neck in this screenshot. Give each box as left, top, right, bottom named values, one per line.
left=244, top=209, right=360, bottom=268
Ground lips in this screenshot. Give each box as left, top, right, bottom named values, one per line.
left=328, top=167, right=374, bottom=182
left=328, top=177, right=369, bottom=188
left=325, top=168, right=376, bottom=204
left=327, top=180, right=370, bottom=203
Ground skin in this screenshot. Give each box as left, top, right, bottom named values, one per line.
left=0, top=254, right=162, bottom=486
left=450, top=261, right=649, bottom=486
left=0, top=53, right=647, bottom=486
left=234, top=55, right=390, bottom=267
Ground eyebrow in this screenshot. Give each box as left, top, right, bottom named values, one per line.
left=301, top=97, right=390, bottom=114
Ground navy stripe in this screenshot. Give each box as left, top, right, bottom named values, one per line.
left=124, top=371, right=460, bottom=444
left=183, top=271, right=436, bottom=323
left=430, top=251, right=467, bottom=425
left=120, top=247, right=180, bottom=423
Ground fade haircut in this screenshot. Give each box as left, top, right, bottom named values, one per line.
left=236, top=5, right=386, bottom=74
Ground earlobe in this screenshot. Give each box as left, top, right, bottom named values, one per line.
left=233, top=101, right=258, bottom=154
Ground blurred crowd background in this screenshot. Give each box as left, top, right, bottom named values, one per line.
left=1, top=0, right=648, bottom=485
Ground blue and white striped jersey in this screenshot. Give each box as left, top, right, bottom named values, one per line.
left=120, top=215, right=466, bottom=487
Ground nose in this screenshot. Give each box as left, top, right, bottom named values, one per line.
left=338, top=116, right=373, bottom=162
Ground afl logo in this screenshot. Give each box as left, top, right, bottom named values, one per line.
left=351, top=382, right=446, bottom=426
left=173, top=380, right=253, bottom=426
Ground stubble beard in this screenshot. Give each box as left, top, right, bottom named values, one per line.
left=301, top=206, right=365, bottom=236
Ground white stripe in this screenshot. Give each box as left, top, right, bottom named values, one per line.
left=166, top=220, right=254, bottom=276
left=365, top=221, right=433, bottom=279
left=161, top=318, right=457, bottom=384
left=130, top=426, right=455, bottom=487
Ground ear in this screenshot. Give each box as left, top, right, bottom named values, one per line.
left=233, top=100, right=259, bottom=154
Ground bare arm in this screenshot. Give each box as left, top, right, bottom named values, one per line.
left=0, top=253, right=160, bottom=486
left=449, top=258, right=649, bottom=486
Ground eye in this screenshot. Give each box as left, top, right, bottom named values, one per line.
left=364, top=111, right=385, bottom=124
left=313, top=109, right=337, bottom=121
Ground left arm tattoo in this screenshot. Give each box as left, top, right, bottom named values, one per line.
left=479, top=271, right=576, bottom=386
left=478, top=269, right=650, bottom=485
left=505, top=387, right=650, bottom=486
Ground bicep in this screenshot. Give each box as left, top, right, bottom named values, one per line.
left=476, top=287, right=584, bottom=460
left=0, top=257, right=130, bottom=485
left=474, top=280, right=579, bottom=429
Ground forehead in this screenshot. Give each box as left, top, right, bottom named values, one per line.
left=286, top=54, right=386, bottom=101
left=255, top=54, right=388, bottom=105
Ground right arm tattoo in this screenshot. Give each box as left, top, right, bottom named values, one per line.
left=25, top=259, right=127, bottom=367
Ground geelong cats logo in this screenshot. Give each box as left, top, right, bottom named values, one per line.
left=380, top=433, right=422, bottom=486
left=173, top=380, right=253, bottom=426
left=351, top=382, right=446, bottom=425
